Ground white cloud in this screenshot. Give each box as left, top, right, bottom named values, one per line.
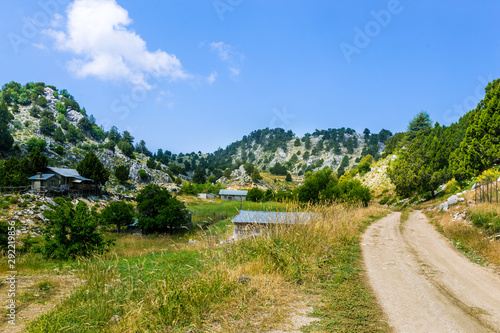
left=206, top=71, right=217, bottom=84
left=210, top=41, right=244, bottom=79
left=43, top=0, right=190, bottom=88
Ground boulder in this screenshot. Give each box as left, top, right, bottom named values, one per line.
left=66, top=110, right=84, bottom=124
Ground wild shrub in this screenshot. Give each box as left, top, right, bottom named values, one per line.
left=43, top=201, right=112, bottom=258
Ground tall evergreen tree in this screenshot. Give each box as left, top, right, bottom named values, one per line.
left=0, top=100, right=14, bottom=153
left=77, top=151, right=110, bottom=186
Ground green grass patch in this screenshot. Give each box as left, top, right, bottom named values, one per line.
left=23, top=204, right=390, bottom=332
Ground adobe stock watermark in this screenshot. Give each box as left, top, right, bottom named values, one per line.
left=270, top=106, right=296, bottom=129
left=6, top=220, right=17, bottom=326
left=443, top=75, right=494, bottom=124
left=100, top=74, right=165, bottom=130
left=213, top=0, right=243, bottom=21
left=339, top=0, right=404, bottom=64
left=7, top=0, right=70, bottom=54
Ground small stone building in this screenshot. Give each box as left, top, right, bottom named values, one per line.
left=28, top=167, right=94, bottom=192
left=231, top=210, right=318, bottom=237
left=219, top=189, right=248, bottom=201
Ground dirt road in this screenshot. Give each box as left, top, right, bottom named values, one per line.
left=362, top=211, right=500, bottom=332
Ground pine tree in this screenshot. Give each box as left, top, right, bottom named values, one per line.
left=0, top=100, right=14, bottom=153
left=77, top=151, right=110, bottom=186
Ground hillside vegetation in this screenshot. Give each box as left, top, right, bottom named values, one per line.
left=386, top=79, right=500, bottom=199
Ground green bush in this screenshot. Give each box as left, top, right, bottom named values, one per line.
left=26, top=138, right=47, bottom=152
left=136, top=184, right=190, bottom=234
left=43, top=202, right=112, bottom=258
left=467, top=207, right=500, bottom=235
left=247, top=187, right=264, bottom=202
left=100, top=201, right=134, bottom=231
left=114, top=165, right=130, bottom=183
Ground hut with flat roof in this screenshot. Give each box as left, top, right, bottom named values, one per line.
left=231, top=210, right=318, bottom=237
left=218, top=189, right=248, bottom=201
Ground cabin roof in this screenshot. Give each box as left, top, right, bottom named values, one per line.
left=231, top=210, right=318, bottom=224
left=219, top=189, right=248, bottom=196
left=27, top=174, right=57, bottom=181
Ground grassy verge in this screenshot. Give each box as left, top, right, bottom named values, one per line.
left=21, top=203, right=390, bottom=332
left=427, top=203, right=500, bottom=266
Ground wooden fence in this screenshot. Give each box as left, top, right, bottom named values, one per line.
left=0, top=186, right=30, bottom=194
left=474, top=180, right=499, bottom=203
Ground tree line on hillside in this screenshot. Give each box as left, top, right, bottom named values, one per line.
left=387, top=78, right=500, bottom=198
left=0, top=80, right=392, bottom=187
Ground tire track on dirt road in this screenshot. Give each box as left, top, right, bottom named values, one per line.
left=362, top=211, right=500, bottom=332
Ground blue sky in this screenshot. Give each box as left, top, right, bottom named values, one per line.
left=1, top=0, right=500, bottom=153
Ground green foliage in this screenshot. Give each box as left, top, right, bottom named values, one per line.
left=476, top=168, right=500, bottom=182
left=77, top=150, right=110, bottom=186
left=223, top=168, right=232, bottom=178
left=37, top=96, right=48, bottom=107
left=53, top=127, right=66, bottom=143
left=294, top=138, right=301, bottom=147
left=146, top=157, right=157, bottom=169
left=62, top=97, right=80, bottom=113
left=30, top=105, right=41, bottom=118
left=0, top=220, right=8, bottom=251
left=66, top=124, right=84, bottom=143
left=103, top=140, right=116, bottom=152
left=337, top=155, right=350, bottom=178
left=250, top=168, right=262, bottom=182
left=39, top=116, right=55, bottom=136
left=298, top=168, right=337, bottom=203
left=407, top=111, right=432, bottom=140
left=467, top=206, right=500, bottom=235
left=77, top=117, right=93, bottom=133
left=53, top=144, right=64, bottom=155
left=100, top=201, right=134, bottom=231
left=269, top=162, right=287, bottom=176
left=0, top=100, right=14, bottom=152
left=136, top=184, right=190, bottom=234
left=322, top=179, right=371, bottom=206
left=29, top=146, right=48, bottom=172
left=114, top=165, right=130, bottom=183
left=243, top=162, right=254, bottom=175
left=247, top=187, right=264, bottom=202
left=192, top=166, right=206, bottom=184
left=55, top=102, right=66, bottom=114
left=118, top=141, right=134, bottom=158
left=450, top=79, right=500, bottom=178
left=444, top=178, right=460, bottom=194
left=11, top=103, right=19, bottom=113
left=357, top=154, right=373, bottom=175
left=285, top=172, right=292, bottom=181
left=138, top=169, right=148, bottom=181
left=26, top=138, right=47, bottom=152
left=91, top=125, right=106, bottom=141
left=18, top=92, right=29, bottom=105
left=388, top=121, right=465, bottom=197
left=297, top=168, right=371, bottom=205
left=43, top=202, right=111, bottom=258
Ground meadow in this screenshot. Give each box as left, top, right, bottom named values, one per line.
left=1, top=199, right=389, bottom=332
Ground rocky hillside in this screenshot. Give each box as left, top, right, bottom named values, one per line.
left=2, top=81, right=171, bottom=192
left=1, top=81, right=392, bottom=192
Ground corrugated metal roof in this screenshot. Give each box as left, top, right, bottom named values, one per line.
left=46, top=167, right=93, bottom=181
left=232, top=210, right=318, bottom=224
left=28, top=174, right=56, bottom=181
left=219, top=189, right=248, bottom=196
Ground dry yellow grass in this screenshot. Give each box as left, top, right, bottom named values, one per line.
left=437, top=204, right=500, bottom=266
